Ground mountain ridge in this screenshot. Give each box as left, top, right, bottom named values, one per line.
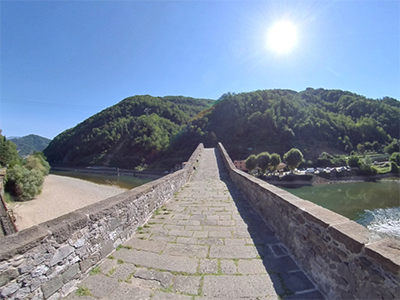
left=9, top=134, right=52, bottom=157
left=43, top=89, right=400, bottom=169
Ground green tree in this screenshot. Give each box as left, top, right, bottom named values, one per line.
left=0, top=135, right=20, bottom=167
left=389, top=152, right=400, bottom=166
left=356, top=144, right=365, bottom=153
left=283, top=148, right=303, bottom=171
left=347, top=155, right=359, bottom=168
left=256, top=152, right=271, bottom=174
left=384, top=139, right=400, bottom=154
left=372, top=141, right=380, bottom=152
left=245, top=155, right=257, bottom=172
left=364, top=142, right=373, bottom=151
left=357, top=156, right=377, bottom=176
left=270, top=153, right=281, bottom=171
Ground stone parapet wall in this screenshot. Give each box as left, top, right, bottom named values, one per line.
left=0, top=169, right=17, bottom=237
left=217, top=143, right=400, bottom=299
left=0, top=144, right=204, bottom=300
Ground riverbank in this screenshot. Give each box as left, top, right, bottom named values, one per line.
left=266, top=172, right=399, bottom=188
left=7, top=174, right=127, bottom=231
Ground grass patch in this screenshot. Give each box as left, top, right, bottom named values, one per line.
left=158, top=284, right=174, bottom=293
left=125, top=273, right=134, bottom=283
left=89, top=266, right=101, bottom=275
left=144, top=224, right=150, bottom=228
left=76, top=286, right=92, bottom=296
left=217, top=259, right=222, bottom=275
left=107, top=267, right=116, bottom=276
left=117, top=259, right=124, bottom=264
left=107, top=255, right=115, bottom=260
left=138, top=226, right=143, bottom=231
left=117, top=245, right=132, bottom=251
left=198, top=275, right=204, bottom=296
left=233, top=259, right=239, bottom=266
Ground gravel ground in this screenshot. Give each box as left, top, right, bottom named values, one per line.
left=9, top=174, right=127, bottom=231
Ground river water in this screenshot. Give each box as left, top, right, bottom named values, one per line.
left=50, top=171, right=152, bottom=190
left=281, top=178, right=400, bottom=240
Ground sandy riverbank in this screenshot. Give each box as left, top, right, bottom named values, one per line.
left=8, top=174, right=127, bottom=231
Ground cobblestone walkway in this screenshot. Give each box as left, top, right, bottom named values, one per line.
left=64, top=149, right=324, bottom=300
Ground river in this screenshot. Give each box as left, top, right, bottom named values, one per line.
left=50, top=170, right=152, bottom=190
left=281, top=178, right=400, bottom=240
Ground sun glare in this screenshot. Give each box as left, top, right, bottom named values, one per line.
left=268, top=21, right=297, bottom=53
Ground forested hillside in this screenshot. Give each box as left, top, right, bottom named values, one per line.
left=44, top=95, right=213, bottom=168
left=167, top=88, right=400, bottom=162
left=44, top=89, right=400, bottom=170
left=9, top=134, right=51, bottom=157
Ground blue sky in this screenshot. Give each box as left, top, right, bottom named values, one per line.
left=1, top=0, right=399, bottom=139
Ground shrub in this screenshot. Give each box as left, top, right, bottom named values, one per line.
left=5, top=165, right=44, bottom=201
left=357, top=160, right=378, bottom=176
left=25, top=154, right=50, bottom=176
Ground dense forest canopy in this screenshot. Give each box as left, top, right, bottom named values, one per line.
left=169, top=88, right=400, bottom=163
left=44, top=89, right=400, bottom=170
left=44, top=95, right=214, bottom=168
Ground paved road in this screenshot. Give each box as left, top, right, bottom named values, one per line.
left=64, top=149, right=324, bottom=300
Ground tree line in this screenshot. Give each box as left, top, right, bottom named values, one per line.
left=245, top=148, right=303, bottom=173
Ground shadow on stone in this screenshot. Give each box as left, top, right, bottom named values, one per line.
left=213, top=149, right=325, bottom=300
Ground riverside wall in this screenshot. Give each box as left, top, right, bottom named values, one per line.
left=218, top=143, right=400, bottom=299
left=0, top=144, right=204, bottom=300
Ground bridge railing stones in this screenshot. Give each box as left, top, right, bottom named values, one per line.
left=217, top=142, right=400, bottom=300
left=0, top=143, right=204, bottom=300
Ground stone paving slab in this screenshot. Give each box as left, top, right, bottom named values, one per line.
left=106, top=283, right=152, bottom=300
left=124, top=238, right=166, bottom=254
left=80, top=274, right=118, bottom=298
left=113, top=249, right=198, bottom=274
left=63, top=148, right=324, bottom=300
left=202, top=275, right=278, bottom=298
left=209, top=245, right=259, bottom=259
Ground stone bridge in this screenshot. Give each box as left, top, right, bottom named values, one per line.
left=0, top=144, right=399, bottom=300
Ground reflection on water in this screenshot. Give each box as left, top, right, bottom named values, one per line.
left=282, top=179, right=400, bottom=239
left=51, top=171, right=152, bottom=190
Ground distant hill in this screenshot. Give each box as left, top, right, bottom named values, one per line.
left=44, top=95, right=214, bottom=168
left=9, top=134, right=52, bottom=157
left=44, top=89, right=400, bottom=170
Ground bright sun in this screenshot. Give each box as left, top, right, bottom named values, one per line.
left=268, top=21, right=297, bottom=53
